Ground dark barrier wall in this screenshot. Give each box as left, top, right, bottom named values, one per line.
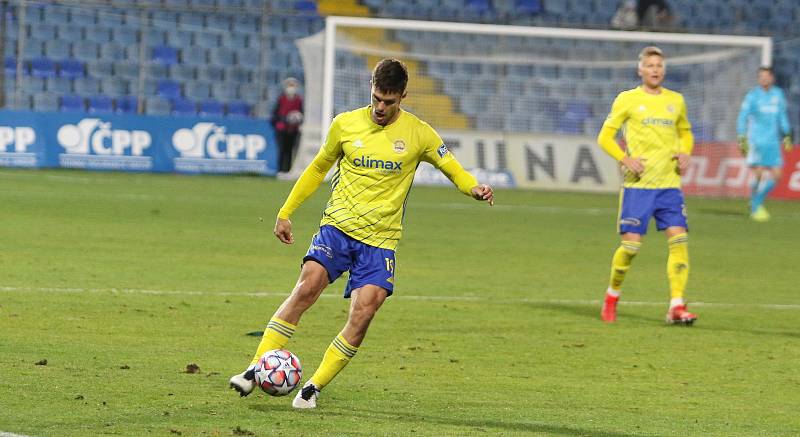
left=0, top=110, right=278, bottom=175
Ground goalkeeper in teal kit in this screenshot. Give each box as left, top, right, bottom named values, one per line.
left=736, top=66, right=793, bottom=221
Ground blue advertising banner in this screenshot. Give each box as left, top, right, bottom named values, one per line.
left=0, top=110, right=278, bottom=175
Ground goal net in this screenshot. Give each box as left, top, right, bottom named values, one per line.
left=296, top=17, right=771, bottom=196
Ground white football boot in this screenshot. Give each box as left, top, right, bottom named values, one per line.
left=229, top=367, right=256, bottom=397
left=292, top=381, right=320, bottom=409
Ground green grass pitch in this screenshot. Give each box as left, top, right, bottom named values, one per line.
left=1, top=168, right=798, bottom=436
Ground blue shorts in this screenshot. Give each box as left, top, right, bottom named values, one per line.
left=617, top=188, right=688, bottom=235
left=747, top=144, right=783, bottom=168
left=303, top=225, right=395, bottom=298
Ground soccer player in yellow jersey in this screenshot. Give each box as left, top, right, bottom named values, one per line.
left=596, top=46, right=697, bottom=325
left=229, top=59, right=494, bottom=408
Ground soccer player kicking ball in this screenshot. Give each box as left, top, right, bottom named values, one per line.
left=736, top=66, right=793, bottom=222
left=229, top=58, right=494, bottom=408
left=596, top=46, right=697, bottom=325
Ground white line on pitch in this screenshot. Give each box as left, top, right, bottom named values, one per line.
left=0, top=431, right=34, bottom=437
left=2, top=286, right=799, bottom=310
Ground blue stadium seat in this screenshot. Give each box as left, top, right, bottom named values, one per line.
left=57, top=24, right=83, bottom=42
left=156, top=79, right=181, bottom=99
left=33, top=93, right=60, bottom=112
left=164, top=0, right=190, bottom=8
left=4, top=57, right=19, bottom=76
left=226, top=101, right=251, bottom=118
left=45, top=77, right=73, bottom=94
left=171, top=98, right=197, bottom=116
left=87, top=95, right=114, bottom=114
left=23, top=39, right=44, bottom=58
left=31, top=57, right=57, bottom=78
left=198, top=99, right=224, bottom=117
left=515, top=0, right=542, bottom=14
left=294, top=0, right=317, bottom=13
left=225, top=66, right=250, bottom=83
left=152, top=45, right=178, bottom=65
left=115, top=95, right=138, bottom=114
left=60, top=94, right=85, bottom=112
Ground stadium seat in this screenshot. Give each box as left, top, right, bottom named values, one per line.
left=113, top=62, right=139, bottom=81
left=31, top=57, right=57, bottom=78
left=181, top=46, right=208, bottom=66
left=226, top=101, right=251, bottom=118
left=515, top=0, right=542, bottom=14
left=142, top=30, right=166, bottom=47
left=22, top=39, right=44, bottom=58
left=100, top=77, right=128, bottom=97
left=225, top=66, right=251, bottom=83
left=57, top=25, right=84, bottom=43
left=195, top=32, right=220, bottom=50
left=29, top=23, right=58, bottom=40
left=4, top=57, right=21, bottom=76
left=198, top=99, right=224, bottom=117
left=212, top=82, right=238, bottom=101
left=178, top=12, right=205, bottom=29
left=111, top=27, right=138, bottom=46
left=156, top=79, right=181, bottom=99
left=171, top=98, right=197, bottom=116
left=87, top=95, right=114, bottom=114
left=145, top=63, right=169, bottom=80
left=74, top=77, right=102, bottom=95
left=115, top=95, right=138, bottom=113
left=86, top=60, right=113, bottom=79
left=44, top=40, right=71, bottom=59
left=170, top=64, right=196, bottom=81
left=166, top=29, right=194, bottom=48
left=294, top=1, right=317, bottom=13
left=73, top=42, right=100, bottom=62
left=206, top=15, right=232, bottom=32
left=198, top=64, right=225, bottom=82
left=100, top=43, right=127, bottom=62
left=209, top=48, right=236, bottom=66
left=60, top=94, right=85, bottom=112
left=69, top=9, right=97, bottom=26
left=185, top=81, right=211, bottom=101
left=144, top=97, right=171, bottom=115
left=45, top=77, right=73, bottom=94
left=85, top=27, right=113, bottom=45
left=33, top=93, right=60, bottom=112
left=152, top=46, right=179, bottom=65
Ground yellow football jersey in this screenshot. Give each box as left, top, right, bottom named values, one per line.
left=317, top=107, right=456, bottom=250
left=603, top=86, right=692, bottom=188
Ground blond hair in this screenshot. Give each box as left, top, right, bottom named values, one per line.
left=638, top=46, right=664, bottom=68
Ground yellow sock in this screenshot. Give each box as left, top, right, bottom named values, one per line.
left=609, top=240, right=641, bottom=291
left=309, top=334, right=358, bottom=389
left=667, top=233, right=689, bottom=300
left=250, top=316, right=296, bottom=366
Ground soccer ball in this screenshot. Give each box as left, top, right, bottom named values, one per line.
left=253, top=349, right=302, bottom=396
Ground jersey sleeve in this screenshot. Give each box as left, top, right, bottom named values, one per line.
left=420, top=122, right=455, bottom=168
left=676, top=94, right=692, bottom=131
left=737, top=91, right=753, bottom=136
left=602, top=93, right=629, bottom=130
left=779, top=90, right=792, bottom=136
left=318, top=114, right=345, bottom=160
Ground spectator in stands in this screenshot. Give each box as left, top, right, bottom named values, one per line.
left=272, top=77, right=304, bottom=174
left=611, top=0, right=639, bottom=30
left=637, top=0, right=673, bottom=30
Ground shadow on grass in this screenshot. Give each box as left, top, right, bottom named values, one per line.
left=527, top=301, right=656, bottom=325
left=318, top=407, right=655, bottom=437
left=694, top=206, right=747, bottom=217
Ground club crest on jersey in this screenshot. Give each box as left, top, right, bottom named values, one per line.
left=666, top=104, right=675, bottom=113
left=353, top=139, right=364, bottom=148
left=437, top=144, right=449, bottom=158
left=393, top=139, right=406, bottom=154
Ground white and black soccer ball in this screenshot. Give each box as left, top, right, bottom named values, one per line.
left=286, top=110, right=303, bottom=125
left=253, top=349, right=302, bottom=396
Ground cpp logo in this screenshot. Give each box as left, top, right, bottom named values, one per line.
left=172, top=123, right=265, bottom=160
left=0, top=126, right=36, bottom=152
left=57, top=119, right=151, bottom=155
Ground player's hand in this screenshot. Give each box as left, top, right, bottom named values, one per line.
left=783, top=136, right=793, bottom=151
left=470, top=184, right=494, bottom=206
left=621, top=156, right=645, bottom=177
left=274, top=217, right=294, bottom=244
left=737, top=135, right=749, bottom=155
left=672, top=153, right=690, bottom=175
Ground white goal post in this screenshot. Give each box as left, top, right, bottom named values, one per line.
left=293, top=16, right=771, bottom=194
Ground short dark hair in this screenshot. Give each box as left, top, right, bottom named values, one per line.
left=758, top=66, right=774, bottom=74
left=372, top=58, right=408, bottom=95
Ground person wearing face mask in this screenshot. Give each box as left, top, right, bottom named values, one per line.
left=272, top=77, right=305, bottom=174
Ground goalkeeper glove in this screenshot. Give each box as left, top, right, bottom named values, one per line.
left=737, top=135, right=748, bottom=155
left=783, top=135, right=793, bottom=151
